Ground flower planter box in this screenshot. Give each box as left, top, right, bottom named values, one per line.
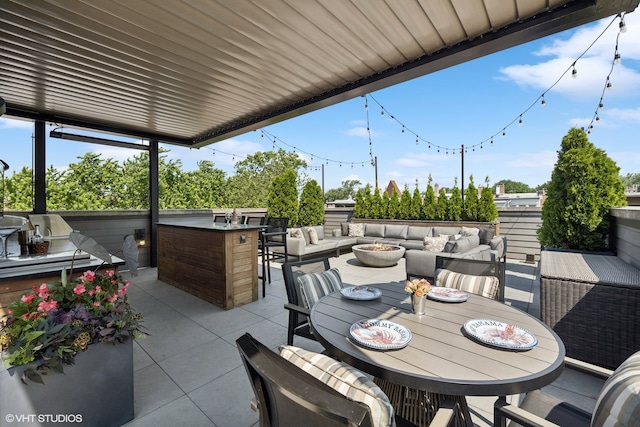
left=0, top=339, right=133, bottom=427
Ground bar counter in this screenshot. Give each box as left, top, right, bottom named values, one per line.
left=157, top=221, right=261, bottom=310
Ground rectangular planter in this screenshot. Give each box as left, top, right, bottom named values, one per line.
left=1, top=339, right=134, bottom=427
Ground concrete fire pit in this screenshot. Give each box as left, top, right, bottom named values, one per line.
left=352, top=243, right=406, bottom=267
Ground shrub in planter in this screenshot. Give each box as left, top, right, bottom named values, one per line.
left=298, top=179, right=324, bottom=226
left=537, top=128, right=626, bottom=251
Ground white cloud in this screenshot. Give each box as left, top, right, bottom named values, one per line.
left=605, top=107, right=640, bottom=123
left=499, top=13, right=640, bottom=99
left=0, top=117, right=33, bottom=129
left=346, top=126, right=378, bottom=138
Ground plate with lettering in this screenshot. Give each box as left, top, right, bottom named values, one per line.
left=350, top=319, right=412, bottom=350
left=340, top=286, right=382, bottom=300
left=427, top=286, right=469, bottom=302
left=463, top=319, right=537, bottom=350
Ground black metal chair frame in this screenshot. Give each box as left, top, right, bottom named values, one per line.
left=435, top=256, right=506, bottom=302
left=281, top=257, right=331, bottom=346
left=262, top=217, right=289, bottom=285
left=236, top=333, right=376, bottom=427
left=213, top=214, right=227, bottom=223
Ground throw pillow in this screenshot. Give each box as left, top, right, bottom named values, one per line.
left=435, top=269, right=500, bottom=300
left=290, top=228, right=304, bottom=239
left=348, top=223, right=365, bottom=237
left=297, top=268, right=343, bottom=308
left=461, top=227, right=480, bottom=237
left=307, top=227, right=319, bottom=244
left=591, top=350, right=640, bottom=427
left=423, top=236, right=449, bottom=252
left=279, top=345, right=395, bottom=427
left=478, top=228, right=495, bottom=245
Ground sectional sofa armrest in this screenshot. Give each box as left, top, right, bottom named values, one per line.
left=490, top=236, right=507, bottom=261
left=284, top=237, right=306, bottom=257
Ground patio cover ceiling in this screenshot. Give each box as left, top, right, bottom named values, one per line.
left=2, top=0, right=639, bottom=149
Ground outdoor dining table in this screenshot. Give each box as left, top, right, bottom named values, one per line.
left=309, top=281, right=565, bottom=427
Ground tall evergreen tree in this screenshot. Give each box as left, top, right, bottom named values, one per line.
left=298, top=179, right=324, bottom=226
left=448, top=179, right=463, bottom=221
left=370, top=187, right=382, bottom=219
left=409, top=180, right=423, bottom=219
left=387, top=189, right=400, bottom=220
left=478, top=176, right=499, bottom=222
left=434, top=188, right=448, bottom=220
left=463, top=175, right=479, bottom=221
left=398, top=185, right=412, bottom=219
left=422, top=175, right=437, bottom=220
left=266, top=169, right=299, bottom=225
left=380, top=191, right=390, bottom=219
left=537, top=128, right=626, bottom=250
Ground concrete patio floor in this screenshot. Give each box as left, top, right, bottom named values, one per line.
left=120, top=253, right=605, bottom=427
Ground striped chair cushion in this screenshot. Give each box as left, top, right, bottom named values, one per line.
left=280, top=345, right=395, bottom=427
left=591, top=350, right=640, bottom=427
left=297, top=267, right=343, bottom=308
left=435, top=268, right=500, bottom=300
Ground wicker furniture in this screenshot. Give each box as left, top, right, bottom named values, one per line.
left=540, top=250, right=640, bottom=370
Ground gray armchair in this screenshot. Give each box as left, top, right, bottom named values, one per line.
left=494, top=352, right=640, bottom=427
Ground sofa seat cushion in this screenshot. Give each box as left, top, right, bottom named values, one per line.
left=279, top=345, right=395, bottom=427
left=297, top=267, right=344, bottom=308
left=433, top=226, right=462, bottom=237
left=378, top=238, right=405, bottom=246
left=324, top=236, right=358, bottom=248
left=399, top=240, right=425, bottom=251
left=356, top=236, right=380, bottom=245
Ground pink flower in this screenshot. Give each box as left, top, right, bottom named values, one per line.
left=73, top=284, right=86, bottom=295
left=88, top=289, right=96, bottom=296
left=22, top=312, right=39, bottom=321
left=118, top=287, right=127, bottom=296
left=105, top=270, right=115, bottom=277
left=38, top=283, right=49, bottom=299
left=21, top=293, right=37, bottom=304
left=92, top=301, right=101, bottom=307
left=95, top=286, right=102, bottom=293
left=81, top=270, right=96, bottom=282
left=107, top=293, right=118, bottom=303
left=37, top=300, right=58, bottom=314
left=7, top=308, right=13, bottom=315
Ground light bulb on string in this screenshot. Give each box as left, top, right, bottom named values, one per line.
left=480, top=144, right=483, bottom=150
left=364, top=99, right=368, bottom=110
left=599, top=102, right=604, bottom=110
left=502, top=130, right=506, bottom=138
left=518, top=115, right=523, bottom=126
left=401, top=126, right=405, bottom=134
left=490, top=138, right=494, bottom=145
left=595, top=114, right=600, bottom=122
left=606, top=78, right=612, bottom=91
left=415, top=136, right=419, bottom=145
left=472, top=147, right=475, bottom=152
left=614, top=52, right=621, bottom=65
left=572, top=64, right=577, bottom=79
left=541, top=96, right=546, bottom=108
left=380, top=108, right=384, bottom=116
left=619, top=19, right=627, bottom=33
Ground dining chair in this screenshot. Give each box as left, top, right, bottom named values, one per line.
left=435, top=256, right=505, bottom=301
left=494, top=351, right=640, bottom=427
left=236, top=333, right=452, bottom=427
left=262, top=217, right=289, bottom=284
left=282, top=257, right=341, bottom=346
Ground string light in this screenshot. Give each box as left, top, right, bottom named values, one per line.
left=571, top=63, right=578, bottom=78
left=541, top=95, right=546, bottom=108
left=518, top=115, right=523, bottom=126
left=619, top=17, right=627, bottom=33
left=614, top=51, right=621, bottom=64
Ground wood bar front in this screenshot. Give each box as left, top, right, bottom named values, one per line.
left=157, top=222, right=259, bottom=310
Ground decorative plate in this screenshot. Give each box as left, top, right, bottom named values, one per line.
left=340, top=286, right=382, bottom=300
left=463, top=319, right=537, bottom=350
left=427, top=286, right=469, bottom=302
left=349, top=319, right=412, bottom=350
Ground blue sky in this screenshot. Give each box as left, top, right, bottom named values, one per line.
left=2, top=12, right=639, bottom=195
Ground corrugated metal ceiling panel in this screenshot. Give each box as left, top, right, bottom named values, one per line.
left=1, top=0, right=637, bottom=147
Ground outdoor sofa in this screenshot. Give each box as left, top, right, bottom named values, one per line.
left=276, top=223, right=506, bottom=278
